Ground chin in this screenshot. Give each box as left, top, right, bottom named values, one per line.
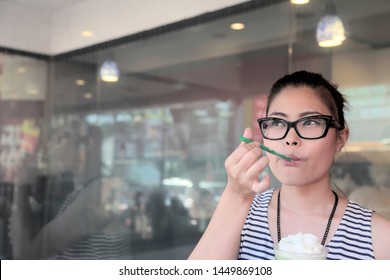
left=276, top=174, right=310, bottom=187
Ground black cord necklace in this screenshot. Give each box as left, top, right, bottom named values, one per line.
left=277, top=189, right=338, bottom=245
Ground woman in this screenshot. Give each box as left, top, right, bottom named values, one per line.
left=188, top=70, right=390, bottom=260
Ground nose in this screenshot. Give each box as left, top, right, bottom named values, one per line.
left=285, top=140, right=298, bottom=146
left=284, top=126, right=300, bottom=146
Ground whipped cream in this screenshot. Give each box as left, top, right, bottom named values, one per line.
left=278, top=232, right=326, bottom=254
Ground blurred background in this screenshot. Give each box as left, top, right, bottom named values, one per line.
left=1, top=0, right=390, bottom=259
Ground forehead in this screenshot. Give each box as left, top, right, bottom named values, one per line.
left=268, top=86, right=331, bottom=117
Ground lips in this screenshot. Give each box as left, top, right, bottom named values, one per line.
left=286, top=154, right=300, bottom=161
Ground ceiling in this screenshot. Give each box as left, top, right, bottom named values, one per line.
left=1, top=0, right=83, bottom=12
left=0, top=0, right=250, bottom=54
left=2, top=0, right=390, bottom=112
left=54, top=0, right=390, bottom=110
left=66, top=0, right=390, bottom=75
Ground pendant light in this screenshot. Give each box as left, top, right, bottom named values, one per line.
left=99, top=60, right=120, bottom=82
left=316, top=0, right=346, bottom=47
left=290, top=0, right=310, bottom=4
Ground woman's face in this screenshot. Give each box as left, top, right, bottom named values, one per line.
left=264, top=86, right=348, bottom=187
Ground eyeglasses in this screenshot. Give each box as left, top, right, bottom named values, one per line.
left=257, top=115, right=340, bottom=140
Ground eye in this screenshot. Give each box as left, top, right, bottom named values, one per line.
left=302, top=118, right=323, bottom=126
left=270, top=119, right=286, bottom=127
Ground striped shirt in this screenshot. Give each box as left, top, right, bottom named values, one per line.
left=239, top=188, right=375, bottom=260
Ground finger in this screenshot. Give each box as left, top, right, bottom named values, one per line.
left=240, top=127, right=253, bottom=145
left=231, top=145, right=264, bottom=175
left=230, top=155, right=268, bottom=190
left=226, top=128, right=260, bottom=166
left=251, top=174, right=270, bottom=193
left=226, top=145, right=261, bottom=179
left=244, top=156, right=269, bottom=181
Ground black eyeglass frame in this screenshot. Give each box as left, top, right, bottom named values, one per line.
left=257, top=115, right=341, bottom=140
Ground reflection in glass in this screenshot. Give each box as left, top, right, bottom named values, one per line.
left=100, top=60, right=120, bottom=82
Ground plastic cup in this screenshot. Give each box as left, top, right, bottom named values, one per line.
left=274, top=245, right=328, bottom=260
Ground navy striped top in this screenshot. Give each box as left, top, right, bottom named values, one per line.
left=239, top=188, right=375, bottom=260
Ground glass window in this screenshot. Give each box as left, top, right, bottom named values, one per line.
left=1, top=0, right=390, bottom=259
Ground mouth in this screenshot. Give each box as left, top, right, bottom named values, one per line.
left=286, top=154, right=300, bottom=162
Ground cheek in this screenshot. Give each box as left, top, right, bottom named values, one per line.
left=318, top=131, right=339, bottom=157
left=264, top=138, right=338, bottom=179
left=300, top=136, right=339, bottom=166
left=310, top=140, right=337, bottom=166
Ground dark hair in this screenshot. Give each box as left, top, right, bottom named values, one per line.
left=266, top=70, right=348, bottom=129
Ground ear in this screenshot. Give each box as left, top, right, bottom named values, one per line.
left=336, top=128, right=349, bottom=152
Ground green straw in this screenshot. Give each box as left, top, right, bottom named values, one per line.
left=239, top=135, right=293, bottom=161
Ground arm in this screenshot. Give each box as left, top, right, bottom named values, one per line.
left=188, top=128, right=270, bottom=259
left=371, top=212, right=390, bottom=259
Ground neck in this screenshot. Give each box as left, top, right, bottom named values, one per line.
left=279, top=184, right=335, bottom=214
left=277, top=187, right=338, bottom=245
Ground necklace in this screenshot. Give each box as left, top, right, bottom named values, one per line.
left=277, top=189, right=338, bottom=245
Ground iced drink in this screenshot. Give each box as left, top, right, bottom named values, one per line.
left=274, top=232, right=328, bottom=260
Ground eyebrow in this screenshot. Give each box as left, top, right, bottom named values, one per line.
left=268, top=111, right=323, bottom=118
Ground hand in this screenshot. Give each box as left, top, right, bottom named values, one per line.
left=224, top=127, right=270, bottom=196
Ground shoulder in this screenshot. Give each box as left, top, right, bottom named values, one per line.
left=78, top=176, right=123, bottom=195
left=247, top=188, right=276, bottom=215
left=371, top=212, right=390, bottom=259
left=345, top=199, right=372, bottom=215
left=346, top=196, right=390, bottom=259
left=255, top=188, right=276, bottom=200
